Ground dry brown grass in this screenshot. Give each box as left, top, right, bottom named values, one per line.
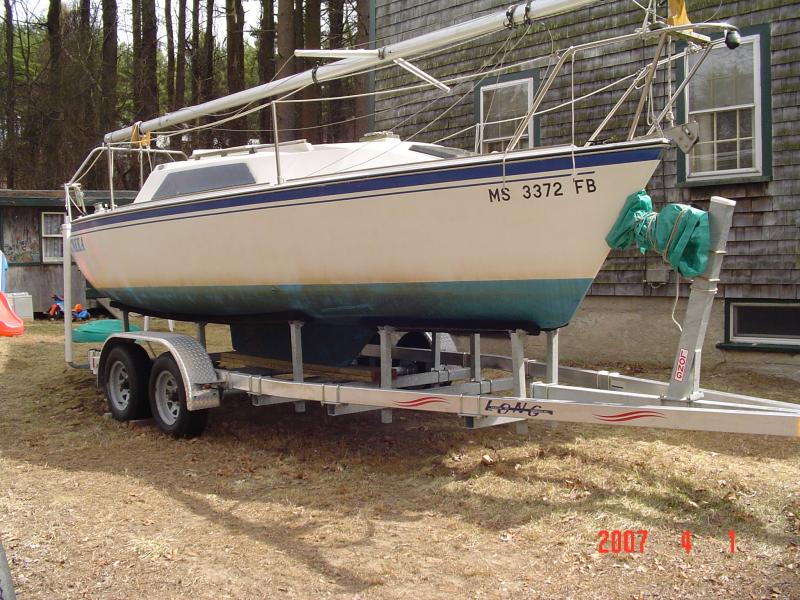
left=1, top=320, right=799, bottom=599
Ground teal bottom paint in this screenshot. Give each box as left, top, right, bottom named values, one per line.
left=102, top=278, right=594, bottom=330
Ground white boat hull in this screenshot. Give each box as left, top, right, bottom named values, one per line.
left=71, top=141, right=665, bottom=331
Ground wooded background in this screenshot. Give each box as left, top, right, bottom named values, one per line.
left=0, top=0, right=371, bottom=189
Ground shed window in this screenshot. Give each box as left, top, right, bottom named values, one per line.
left=477, top=77, right=534, bottom=154
left=684, top=30, right=768, bottom=181
left=153, top=163, right=256, bottom=201
left=41, top=212, right=65, bottom=263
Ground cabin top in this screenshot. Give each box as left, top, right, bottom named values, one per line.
left=132, top=137, right=473, bottom=204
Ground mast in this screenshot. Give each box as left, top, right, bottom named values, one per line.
left=105, top=0, right=598, bottom=143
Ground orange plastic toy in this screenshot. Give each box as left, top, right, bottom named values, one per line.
left=0, top=292, right=24, bottom=336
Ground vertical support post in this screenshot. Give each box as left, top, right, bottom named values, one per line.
left=546, top=329, right=559, bottom=384
left=378, top=326, right=394, bottom=389
left=470, top=333, right=481, bottom=380
left=122, top=310, right=130, bottom=332
left=510, top=329, right=527, bottom=398
left=107, top=146, right=116, bottom=209
left=62, top=219, right=73, bottom=365
left=196, top=322, right=207, bottom=349
left=665, top=196, right=736, bottom=401
left=289, top=321, right=304, bottom=383
left=138, top=148, right=144, bottom=188
left=431, top=332, right=442, bottom=370
left=271, top=102, right=284, bottom=184
left=510, top=329, right=528, bottom=435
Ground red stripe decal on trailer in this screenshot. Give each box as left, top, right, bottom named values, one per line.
left=594, top=410, right=665, bottom=422
left=393, top=396, right=449, bottom=407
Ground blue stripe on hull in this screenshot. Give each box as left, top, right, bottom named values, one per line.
left=102, top=278, right=595, bottom=330
left=73, top=145, right=662, bottom=233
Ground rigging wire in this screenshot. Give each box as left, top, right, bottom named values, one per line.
left=298, top=24, right=532, bottom=178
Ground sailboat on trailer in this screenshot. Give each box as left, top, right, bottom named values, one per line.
left=64, top=0, right=739, bottom=365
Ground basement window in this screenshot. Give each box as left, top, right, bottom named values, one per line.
left=720, top=300, right=800, bottom=350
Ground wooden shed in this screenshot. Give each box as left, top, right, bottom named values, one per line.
left=372, top=0, right=799, bottom=350
left=0, top=190, right=135, bottom=313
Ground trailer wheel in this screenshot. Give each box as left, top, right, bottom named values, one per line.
left=149, top=353, right=208, bottom=438
left=104, top=345, right=152, bottom=421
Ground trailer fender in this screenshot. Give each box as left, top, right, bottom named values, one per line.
left=97, top=332, right=221, bottom=410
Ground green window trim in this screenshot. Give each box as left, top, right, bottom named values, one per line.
left=676, top=23, right=772, bottom=186
left=473, top=69, right=540, bottom=153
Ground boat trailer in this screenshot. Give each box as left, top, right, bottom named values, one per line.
left=63, top=196, right=800, bottom=438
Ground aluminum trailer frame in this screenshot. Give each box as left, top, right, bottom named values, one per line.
left=70, top=196, right=800, bottom=439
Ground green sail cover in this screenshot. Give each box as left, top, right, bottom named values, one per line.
left=606, top=190, right=710, bottom=278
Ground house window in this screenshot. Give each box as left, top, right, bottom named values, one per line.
left=684, top=29, right=770, bottom=181
left=41, top=212, right=65, bottom=263
left=723, top=300, right=800, bottom=348
left=477, top=76, right=535, bottom=153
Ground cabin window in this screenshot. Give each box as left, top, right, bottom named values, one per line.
left=152, top=163, right=256, bottom=201
left=682, top=28, right=771, bottom=182
left=41, top=212, right=65, bottom=263
left=476, top=76, right=535, bottom=153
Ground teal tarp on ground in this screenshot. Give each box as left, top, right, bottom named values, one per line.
left=72, top=319, right=141, bottom=343
left=606, top=190, right=710, bottom=278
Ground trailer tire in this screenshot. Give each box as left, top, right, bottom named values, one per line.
left=0, top=539, right=16, bottom=600
left=149, top=353, right=208, bottom=438
left=104, top=344, right=152, bottom=421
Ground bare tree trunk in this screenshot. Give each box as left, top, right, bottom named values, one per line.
left=191, top=0, right=200, bottom=105
left=200, top=0, right=215, bottom=145
left=327, top=0, right=344, bottom=141
left=225, top=0, right=246, bottom=145
left=79, top=0, right=90, bottom=43
left=354, top=0, right=370, bottom=139
left=301, top=0, right=321, bottom=143
left=100, top=0, right=118, bottom=134
left=294, top=0, right=303, bottom=55
left=165, top=0, right=175, bottom=110
left=4, top=0, right=15, bottom=187
left=276, top=0, right=295, bottom=137
left=141, top=0, right=160, bottom=119
left=257, top=0, right=275, bottom=139
left=132, top=0, right=142, bottom=119
left=45, top=0, right=63, bottom=186
left=175, top=0, right=187, bottom=109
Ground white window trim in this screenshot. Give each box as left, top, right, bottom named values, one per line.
left=729, top=301, right=800, bottom=347
left=41, top=211, right=65, bottom=264
left=478, top=78, right=535, bottom=153
left=685, top=34, right=763, bottom=181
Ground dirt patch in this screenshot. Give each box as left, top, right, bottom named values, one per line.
left=1, top=321, right=799, bottom=599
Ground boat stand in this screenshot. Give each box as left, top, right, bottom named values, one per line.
left=76, top=195, right=800, bottom=438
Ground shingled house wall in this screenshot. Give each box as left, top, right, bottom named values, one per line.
left=373, top=0, right=799, bottom=301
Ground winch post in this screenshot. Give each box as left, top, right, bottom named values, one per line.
left=665, top=196, right=735, bottom=401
